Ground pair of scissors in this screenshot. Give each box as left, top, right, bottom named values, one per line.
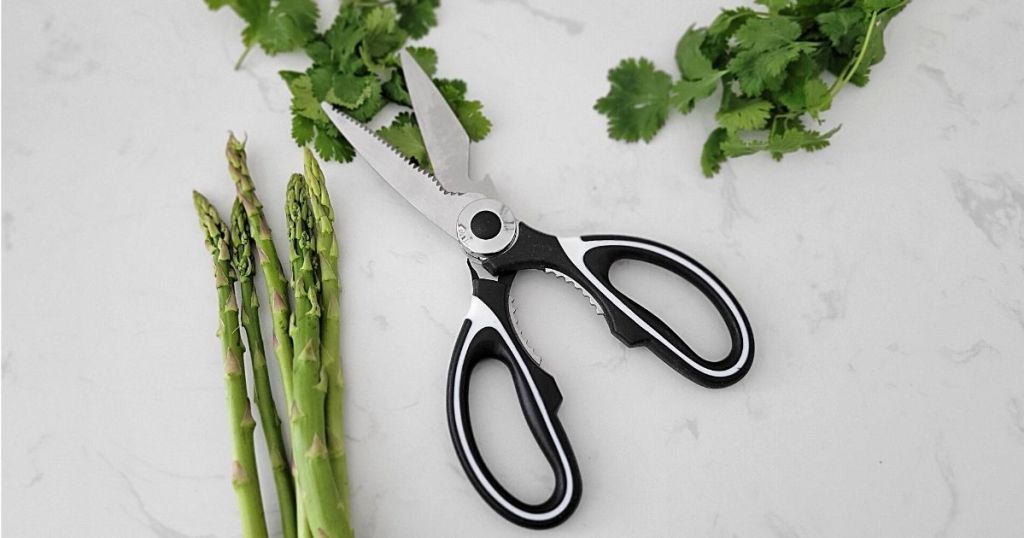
left=322, top=50, right=755, bottom=529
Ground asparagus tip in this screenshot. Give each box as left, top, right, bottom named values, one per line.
left=192, top=190, right=210, bottom=212
left=227, top=130, right=245, bottom=149
left=229, top=198, right=254, bottom=279
left=226, top=133, right=255, bottom=195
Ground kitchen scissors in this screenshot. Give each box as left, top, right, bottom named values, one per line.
left=322, top=50, right=755, bottom=529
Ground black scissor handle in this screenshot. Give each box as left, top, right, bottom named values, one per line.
left=447, top=269, right=582, bottom=529
left=484, top=224, right=755, bottom=388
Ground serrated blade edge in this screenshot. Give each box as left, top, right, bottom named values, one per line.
left=321, top=104, right=484, bottom=241
left=545, top=269, right=605, bottom=316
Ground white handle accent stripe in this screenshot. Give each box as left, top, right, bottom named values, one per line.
left=558, top=237, right=752, bottom=378
left=451, top=296, right=575, bottom=522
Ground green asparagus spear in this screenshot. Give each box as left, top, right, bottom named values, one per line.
left=286, top=175, right=352, bottom=538
left=227, top=133, right=295, bottom=407
left=193, top=191, right=269, bottom=538
left=297, top=495, right=313, bottom=538
left=230, top=200, right=299, bottom=538
left=302, top=149, right=350, bottom=513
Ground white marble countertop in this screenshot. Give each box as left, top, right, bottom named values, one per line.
left=4, top=0, right=1024, bottom=536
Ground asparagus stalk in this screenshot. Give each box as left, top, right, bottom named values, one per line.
left=230, top=200, right=299, bottom=538
left=227, top=133, right=295, bottom=407
left=297, top=496, right=313, bottom=538
left=302, top=149, right=350, bottom=512
left=286, top=175, right=352, bottom=538
left=227, top=135, right=314, bottom=536
left=193, top=191, right=270, bottom=538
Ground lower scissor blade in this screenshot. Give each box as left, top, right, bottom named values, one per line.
left=322, top=105, right=483, bottom=241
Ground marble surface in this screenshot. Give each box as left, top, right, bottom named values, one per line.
left=3, top=0, right=1024, bottom=536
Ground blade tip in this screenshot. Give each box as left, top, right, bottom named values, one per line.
left=398, top=48, right=413, bottom=64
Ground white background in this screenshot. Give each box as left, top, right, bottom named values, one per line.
left=3, top=0, right=1024, bottom=536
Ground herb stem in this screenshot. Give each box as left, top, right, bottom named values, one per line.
left=235, top=44, right=253, bottom=71
left=828, top=10, right=878, bottom=99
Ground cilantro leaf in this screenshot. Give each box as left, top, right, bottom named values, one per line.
left=435, top=78, right=467, bottom=102
left=594, top=58, right=674, bottom=142
left=382, top=46, right=438, bottom=105
left=280, top=70, right=328, bottom=122
left=208, top=0, right=493, bottom=164
left=327, top=73, right=376, bottom=108
left=728, top=16, right=817, bottom=95
left=205, top=0, right=269, bottom=50
left=435, top=79, right=491, bottom=141
left=343, top=79, right=385, bottom=122
left=671, top=28, right=726, bottom=113
left=207, top=0, right=318, bottom=65
left=704, top=7, right=756, bottom=63
left=381, top=73, right=412, bottom=106
left=718, top=134, right=761, bottom=158
left=395, top=0, right=439, bottom=38
left=313, top=123, right=355, bottom=162
left=816, top=8, right=866, bottom=53
left=292, top=113, right=314, bottom=145
left=772, top=53, right=830, bottom=116
left=258, top=0, right=319, bottom=54
left=323, top=6, right=365, bottom=61
left=450, top=98, right=491, bottom=141
left=707, top=7, right=755, bottom=40
left=378, top=112, right=431, bottom=167
left=720, top=119, right=838, bottom=161
left=675, top=27, right=717, bottom=79
left=701, top=127, right=730, bottom=177
left=778, top=74, right=830, bottom=115
left=596, top=0, right=908, bottom=175
left=715, top=95, right=773, bottom=132
left=670, top=76, right=723, bottom=114
left=734, top=16, right=802, bottom=52
left=765, top=121, right=837, bottom=160
left=728, top=42, right=815, bottom=96
left=304, top=40, right=333, bottom=64
left=406, top=46, right=438, bottom=76
left=280, top=70, right=355, bottom=162
left=849, top=9, right=901, bottom=85
left=307, top=65, right=334, bottom=100
left=362, top=7, right=406, bottom=60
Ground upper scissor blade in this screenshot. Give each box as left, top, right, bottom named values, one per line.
left=321, top=104, right=483, bottom=241
left=400, top=49, right=495, bottom=198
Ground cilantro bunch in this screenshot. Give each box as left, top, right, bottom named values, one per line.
left=595, top=0, right=908, bottom=177
left=205, top=0, right=490, bottom=165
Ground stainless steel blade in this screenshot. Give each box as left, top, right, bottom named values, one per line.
left=399, top=49, right=496, bottom=198
left=321, top=104, right=484, bottom=240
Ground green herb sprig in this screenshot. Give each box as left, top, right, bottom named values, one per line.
left=205, top=0, right=491, bottom=166
left=595, top=0, right=908, bottom=176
